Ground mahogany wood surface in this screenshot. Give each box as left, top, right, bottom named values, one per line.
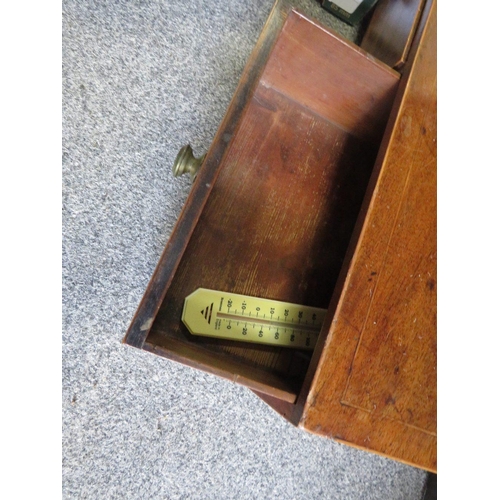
left=151, top=81, right=383, bottom=400
left=260, top=11, right=399, bottom=144
left=361, top=0, right=426, bottom=69
left=125, top=3, right=399, bottom=402
left=144, top=334, right=299, bottom=403
left=299, top=0, right=437, bottom=471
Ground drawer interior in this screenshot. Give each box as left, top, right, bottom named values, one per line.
left=129, top=7, right=400, bottom=403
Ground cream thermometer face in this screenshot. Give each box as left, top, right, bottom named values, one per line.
left=181, top=288, right=327, bottom=350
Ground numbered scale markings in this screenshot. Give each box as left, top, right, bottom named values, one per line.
left=181, top=288, right=327, bottom=350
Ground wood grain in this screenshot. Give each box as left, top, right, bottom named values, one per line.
left=261, top=10, right=399, bottom=143
left=361, top=0, right=426, bottom=69
left=144, top=334, right=299, bottom=403
left=152, top=84, right=379, bottom=400
left=299, top=0, right=437, bottom=471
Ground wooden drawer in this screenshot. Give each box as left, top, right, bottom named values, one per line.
left=124, top=0, right=436, bottom=472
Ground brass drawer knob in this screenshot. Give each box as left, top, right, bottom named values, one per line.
left=172, top=144, right=206, bottom=181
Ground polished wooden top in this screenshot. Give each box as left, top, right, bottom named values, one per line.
left=299, top=0, right=437, bottom=472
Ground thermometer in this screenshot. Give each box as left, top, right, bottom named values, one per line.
left=181, top=288, right=327, bottom=350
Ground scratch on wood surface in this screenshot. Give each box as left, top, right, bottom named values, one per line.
left=340, top=116, right=419, bottom=406
left=340, top=313, right=361, bottom=335
left=140, top=318, right=154, bottom=331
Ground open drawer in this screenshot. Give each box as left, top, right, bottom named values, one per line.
left=125, top=0, right=437, bottom=471
left=124, top=2, right=399, bottom=403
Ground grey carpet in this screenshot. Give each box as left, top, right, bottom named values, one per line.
left=62, top=1, right=428, bottom=498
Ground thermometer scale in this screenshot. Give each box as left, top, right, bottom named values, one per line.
left=181, top=288, right=327, bottom=350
